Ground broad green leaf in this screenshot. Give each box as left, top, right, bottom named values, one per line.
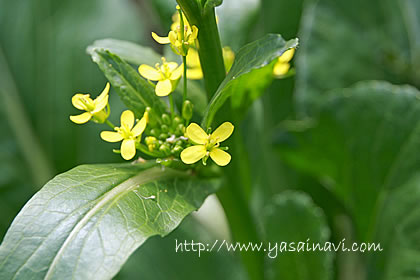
left=89, top=49, right=167, bottom=117
left=264, top=191, right=332, bottom=280
left=296, top=0, right=420, bottom=114
left=0, top=162, right=220, bottom=280
left=277, top=81, right=420, bottom=279
left=87, top=39, right=162, bottom=66
left=202, top=34, right=298, bottom=128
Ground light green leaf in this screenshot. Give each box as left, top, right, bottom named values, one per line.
left=277, top=81, right=420, bottom=279
left=89, top=49, right=167, bottom=117
left=264, top=191, right=332, bottom=280
left=87, top=39, right=161, bottom=66
left=0, top=162, right=220, bottom=280
left=296, top=0, right=420, bottom=114
left=202, top=34, right=298, bottom=128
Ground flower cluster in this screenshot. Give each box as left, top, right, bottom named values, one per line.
left=69, top=5, right=235, bottom=167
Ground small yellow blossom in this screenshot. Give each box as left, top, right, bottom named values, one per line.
left=185, top=47, right=235, bottom=80
left=273, top=48, right=295, bottom=78
left=152, top=25, right=198, bottom=56
left=181, top=122, right=234, bottom=166
left=171, top=6, right=190, bottom=32
left=70, top=83, right=110, bottom=124
left=138, top=58, right=183, bottom=96
left=100, top=110, right=148, bottom=160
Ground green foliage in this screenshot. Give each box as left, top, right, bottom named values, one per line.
left=202, top=34, right=298, bottom=127
left=89, top=49, right=167, bottom=117
left=296, top=0, right=420, bottom=114
left=278, top=81, right=420, bottom=278
left=264, top=191, right=332, bottom=280
left=0, top=163, right=220, bottom=280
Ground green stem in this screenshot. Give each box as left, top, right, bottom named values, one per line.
left=176, top=2, right=263, bottom=279
left=182, top=55, right=187, bottom=102
left=176, top=0, right=225, bottom=99
left=169, top=94, right=175, bottom=117
left=105, top=119, right=115, bottom=129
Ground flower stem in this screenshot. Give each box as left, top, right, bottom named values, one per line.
left=105, top=119, right=115, bottom=129
left=169, top=94, right=174, bottom=117
left=182, top=55, right=187, bottom=103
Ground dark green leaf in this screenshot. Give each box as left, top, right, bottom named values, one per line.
left=264, top=191, right=332, bottom=280
left=202, top=34, right=298, bottom=127
left=87, top=39, right=162, bottom=66
left=296, top=0, right=420, bottom=114
left=0, top=163, right=220, bottom=280
left=277, top=81, right=420, bottom=279
left=90, top=49, right=167, bottom=117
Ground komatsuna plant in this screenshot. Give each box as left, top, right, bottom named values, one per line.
left=0, top=1, right=298, bottom=279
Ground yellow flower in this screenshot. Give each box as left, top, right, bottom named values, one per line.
left=152, top=25, right=198, bottom=56
left=138, top=57, right=183, bottom=96
left=70, top=83, right=110, bottom=124
left=171, top=6, right=190, bottom=32
left=181, top=122, right=234, bottom=166
left=185, top=47, right=235, bottom=80
left=273, top=48, right=295, bottom=78
left=100, top=110, right=148, bottom=160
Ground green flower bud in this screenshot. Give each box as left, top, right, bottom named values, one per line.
left=159, top=133, right=168, bottom=140
left=161, top=124, right=169, bottom=133
left=171, top=145, right=183, bottom=154
left=182, top=100, right=193, bottom=123
left=161, top=113, right=171, bottom=125
left=159, top=143, right=171, bottom=154
left=176, top=123, right=185, bottom=135
left=149, top=128, right=160, bottom=137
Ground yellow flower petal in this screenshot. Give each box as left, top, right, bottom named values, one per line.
left=94, top=82, right=110, bottom=107
left=132, top=114, right=147, bottom=137
left=278, top=48, right=295, bottom=63
left=273, top=62, right=291, bottom=77
left=100, top=131, right=123, bottom=142
left=138, top=64, right=161, bottom=81
left=180, top=145, right=207, bottom=164
left=151, top=32, right=170, bottom=44
left=121, top=139, right=136, bottom=160
left=186, top=67, right=203, bottom=80
left=170, top=65, right=183, bottom=80
left=72, top=94, right=90, bottom=111
left=190, top=26, right=198, bottom=41
left=186, top=123, right=208, bottom=144
left=209, top=148, right=231, bottom=166
left=210, top=122, right=234, bottom=143
left=166, top=62, right=179, bottom=72
left=120, top=110, right=135, bottom=130
left=70, top=112, right=92, bottom=124
left=169, top=31, right=177, bottom=45
left=155, top=79, right=173, bottom=96
left=186, top=49, right=201, bottom=68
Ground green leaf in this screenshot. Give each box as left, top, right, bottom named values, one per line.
left=201, top=34, right=298, bottom=128
left=296, top=0, right=420, bottom=114
left=264, top=191, right=332, bottom=280
left=0, top=162, right=220, bottom=280
left=89, top=49, right=167, bottom=117
left=87, top=39, right=162, bottom=66
left=277, top=81, right=420, bottom=279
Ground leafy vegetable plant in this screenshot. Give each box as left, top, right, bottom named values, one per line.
left=0, top=1, right=297, bottom=279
